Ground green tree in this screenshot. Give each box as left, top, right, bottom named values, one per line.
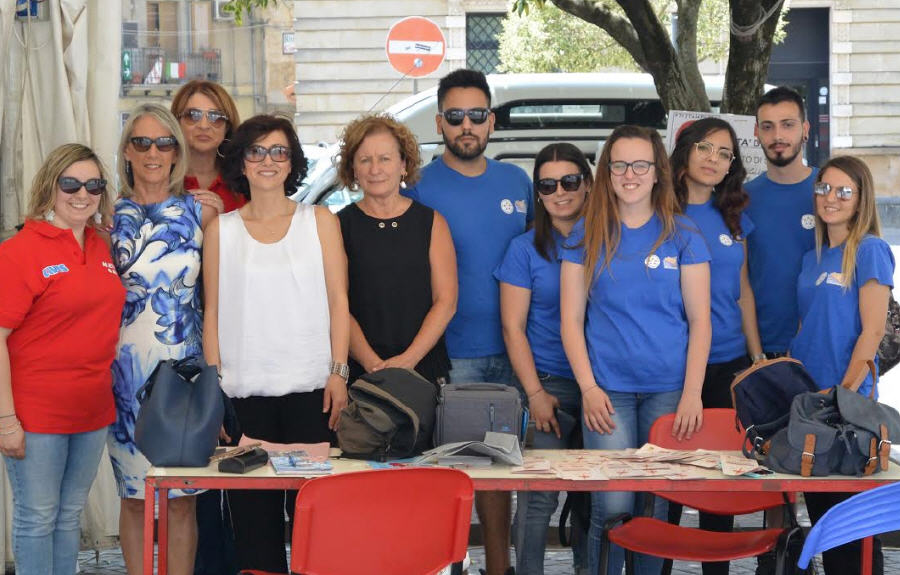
left=511, top=0, right=788, bottom=115
left=222, top=0, right=279, bottom=25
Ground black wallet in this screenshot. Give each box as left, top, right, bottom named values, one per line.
left=217, top=447, right=269, bottom=474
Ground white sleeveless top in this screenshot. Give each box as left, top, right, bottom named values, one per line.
left=217, top=203, right=332, bottom=398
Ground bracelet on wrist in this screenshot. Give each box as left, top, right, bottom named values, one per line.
left=0, top=425, right=21, bottom=436
left=329, top=361, right=350, bottom=382
left=0, top=413, right=17, bottom=419
left=527, top=388, right=544, bottom=400
left=0, top=418, right=21, bottom=429
left=751, top=353, right=766, bottom=363
left=580, top=386, right=600, bottom=395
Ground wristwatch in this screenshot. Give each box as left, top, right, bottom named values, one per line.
left=330, top=361, right=350, bottom=381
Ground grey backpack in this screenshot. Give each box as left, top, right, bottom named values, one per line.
left=750, top=361, right=900, bottom=476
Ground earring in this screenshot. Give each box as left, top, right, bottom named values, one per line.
left=125, top=161, right=132, bottom=175
left=400, top=179, right=407, bottom=190
left=217, top=138, right=230, bottom=159
left=351, top=181, right=359, bottom=191
left=45, top=209, right=55, bottom=222
left=94, top=212, right=103, bottom=225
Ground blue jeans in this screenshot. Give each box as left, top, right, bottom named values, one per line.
left=448, top=353, right=515, bottom=386
left=582, top=389, right=682, bottom=575
left=512, top=373, right=588, bottom=575
left=4, top=427, right=108, bottom=575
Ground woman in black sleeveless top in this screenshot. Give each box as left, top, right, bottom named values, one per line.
left=337, top=114, right=457, bottom=384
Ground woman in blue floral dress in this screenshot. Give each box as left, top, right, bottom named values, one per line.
left=109, top=103, right=215, bottom=575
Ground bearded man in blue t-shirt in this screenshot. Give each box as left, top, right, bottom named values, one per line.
left=405, top=68, right=532, bottom=575
left=745, top=86, right=817, bottom=575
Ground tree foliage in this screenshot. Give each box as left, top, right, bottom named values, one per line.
left=509, top=0, right=788, bottom=115
left=222, top=0, right=279, bottom=25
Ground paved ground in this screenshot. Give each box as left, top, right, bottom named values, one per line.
left=73, top=505, right=900, bottom=574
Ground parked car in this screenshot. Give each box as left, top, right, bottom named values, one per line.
left=292, top=72, right=726, bottom=211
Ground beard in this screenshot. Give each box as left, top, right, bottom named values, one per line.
left=764, top=140, right=803, bottom=168
left=442, top=131, right=488, bottom=161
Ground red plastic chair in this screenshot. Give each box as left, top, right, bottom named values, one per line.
left=241, top=467, right=473, bottom=575
left=600, top=408, right=801, bottom=575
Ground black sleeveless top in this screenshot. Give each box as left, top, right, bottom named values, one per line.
left=338, top=200, right=451, bottom=384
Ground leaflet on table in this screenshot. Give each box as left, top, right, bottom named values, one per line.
left=417, top=431, right=524, bottom=466
left=268, top=451, right=333, bottom=475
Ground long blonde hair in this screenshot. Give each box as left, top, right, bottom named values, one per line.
left=26, top=143, right=112, bottom=228
left=117, top=103, right=188, bottom=198
left=814, top=155, right=881, bottom=290
left=581, top=125, right=678, bottom=289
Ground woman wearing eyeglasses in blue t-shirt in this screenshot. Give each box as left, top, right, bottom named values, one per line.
left=790, top=155, right=893, bottom=575
left=559, top=125, right=711, bottom=575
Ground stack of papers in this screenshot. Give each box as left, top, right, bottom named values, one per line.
left=417, top=432, right=524, bottom=466
left=269, top=451, right=333, bottom=475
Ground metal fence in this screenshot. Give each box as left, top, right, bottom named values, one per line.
left=122, top=47, right=221, bottom=88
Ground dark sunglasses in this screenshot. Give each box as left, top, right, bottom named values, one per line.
left=440, top=107, right=491, bottom=126
left=536, top=173, right=584, bottom=195
left=814, top=182, right=854, bottom=200
left=130, top=136, right=178, bottom=152
left=244, top=144, right=291, bottom=163
left=181, top=108, right=229, bottom=126
left=58, top=176, right=107, bottom=195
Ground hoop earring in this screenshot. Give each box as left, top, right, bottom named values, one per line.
left=217, top=138, right=230, bottom=159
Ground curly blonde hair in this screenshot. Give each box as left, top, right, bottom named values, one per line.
left=337, top=113, right=421, bottom=188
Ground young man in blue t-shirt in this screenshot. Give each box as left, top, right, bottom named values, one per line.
left=405, top=69, right=532, bottom=575
left=746, top=86, right=817, bottom=356
left=744, top=86, right=816, bottom=575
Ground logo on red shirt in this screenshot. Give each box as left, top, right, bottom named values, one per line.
left=42, top=264, right=69, bottom=278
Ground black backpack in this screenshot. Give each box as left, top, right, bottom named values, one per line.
left=730, top=357, right=818, bottom=457
left=336, top=368, right=439, bottom=461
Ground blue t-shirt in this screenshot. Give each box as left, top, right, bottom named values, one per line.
left=745, top=169, right=818, bottom=353
left=685, top=200, right=755, bottom=363
left=790, top=236, right=894, bottom=397
left=494, top=229, right=574, bottom=379
left=559, top=214, right=711, bottom=393
left=405, top=157, right=533, bottom=358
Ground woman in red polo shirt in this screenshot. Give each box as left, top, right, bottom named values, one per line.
left=171, top=79, right=244, bottom=213
left=0, top=143, right=126, bottom=575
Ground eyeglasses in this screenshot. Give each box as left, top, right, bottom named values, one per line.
left=440, top=108, right=491, bottom=126
left=694, top=141, right=735, bottom=163
left=608, top=160, right=654, bottom=176
left=536, top=174, right=584, bottom=195
left=58, top=176, right=106, bottom=195
left=181, top=108, right=229, bottom=127
left=814, top=182, right=855, bottom=200
left=130, top=136, right=178, bottom=152
left=244, top=144, right=291, bottom=163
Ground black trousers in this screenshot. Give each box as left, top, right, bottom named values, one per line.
left=228, top=389, right=335, bottom=573
left=804, top=492, right=884, bottom=575
left=668, top=355, right=752, bottom=575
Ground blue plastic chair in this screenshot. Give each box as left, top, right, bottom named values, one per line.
left=797, top=481, right=900, bottom=573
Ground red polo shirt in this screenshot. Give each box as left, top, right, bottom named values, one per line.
left=0, top=220, right=125, bottom=433
left=184, top=174, right=246, bottom=213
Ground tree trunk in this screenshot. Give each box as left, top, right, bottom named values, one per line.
left=721, top=0, right=784, bottom=115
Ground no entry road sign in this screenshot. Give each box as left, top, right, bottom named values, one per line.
left=385, top=16, right=446, bottom=77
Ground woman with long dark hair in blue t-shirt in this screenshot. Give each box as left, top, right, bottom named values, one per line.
left=670, top=118, right=765, bottom=575
left=790, top=155, right=893, bottom=575
left=496, top=143, right=591, bottom=575
left=559, top=125, right=712, bottom=575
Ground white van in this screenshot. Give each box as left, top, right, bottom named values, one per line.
left=294, top=72, right=725, bottom=210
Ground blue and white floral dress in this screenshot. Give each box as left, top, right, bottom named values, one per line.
left=108, top=194, right=204, bottom=499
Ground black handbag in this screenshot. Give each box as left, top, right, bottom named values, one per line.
left=134, top=357, right=225, bottom=467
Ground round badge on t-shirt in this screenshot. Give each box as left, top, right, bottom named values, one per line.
left=645, top=254, right=660, bottom=269
left=500, top=199, right=514, bottom=214
left=719, top=234, right=733, bottom=247
left=801, top=214, right=816, bottom=229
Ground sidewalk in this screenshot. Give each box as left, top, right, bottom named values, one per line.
left=76, top=506, right=900, bottom=575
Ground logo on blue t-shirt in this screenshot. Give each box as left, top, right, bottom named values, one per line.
left=801, top=214, right=816, bottom=229
left=719, top=233, right=734, bottom=247
left=645, top=254, right=660, bottom=269
left=42, top=264, right=69, bottom=278
left=500, top=199, right=514, bottom=214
